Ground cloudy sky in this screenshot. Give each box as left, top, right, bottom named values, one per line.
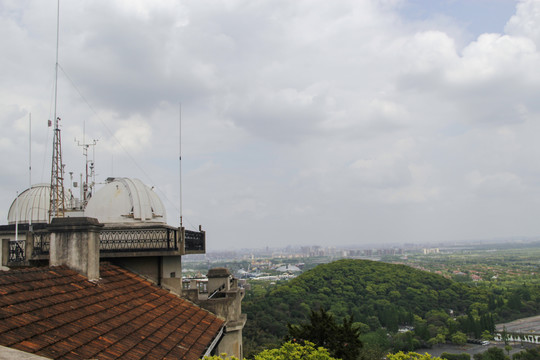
left=2, top=0, right=540, bottom=250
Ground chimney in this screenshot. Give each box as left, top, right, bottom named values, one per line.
left=207, top=267, right=232, bottom=294
left=49, top=217, right=103, bottom=281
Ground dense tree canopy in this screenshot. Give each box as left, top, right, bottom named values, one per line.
left=243, top=259, right=540, bottom=356
left=287, top=308, right=362, bottom=360
left=512, top=347, right=540, bottom=360
left=473, top=347, right=509, bottom=360
left=244, top=259, right=490, bottom=352
left=386, top=351, right=443, bottom=360
left=201, top=341, right=338, bottom=360
left=254, top=341, right=339, bottom=360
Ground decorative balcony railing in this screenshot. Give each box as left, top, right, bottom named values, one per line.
left=33, top=231, right=50, bottom=256
left=9, top=240, right=25, bottom=263
left=185, top=229, right=205, bottom=253
left=100, top=227, right=178, bottom=253
left=7, top=224, right=205, bottom=264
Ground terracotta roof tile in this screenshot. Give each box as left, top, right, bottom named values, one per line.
left=0, top=264, right=225, bottom=360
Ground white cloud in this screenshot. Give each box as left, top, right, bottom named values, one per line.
left=2, top=0, right=540, bottom=248
left=506, top=0, right=540, bottom=46
left=449, top=33, right=537, bottom=84
left=467, top=171, right=525, bottom=197
left=105, top=118, right=152, bottom=154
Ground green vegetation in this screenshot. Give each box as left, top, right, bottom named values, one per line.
left=390, top=246, right=540, bottom=293
left=243, top=258, right=540, bottom=356
left=245, top=259, right=485, bottom=354
left=386, top=351, right=443, bottom=359
left=189, top=244, right=540, bottom=358
left=254, top=341, right=339, bottom=360
left=441, top=353, right=470, bottom=360
left=512, top=347, right=540, bottom=359
left=473, top=347, right=509, bottom=360
left=287, top=308, right=362, bottom=360
left=202, top=341, right=339, bottom=360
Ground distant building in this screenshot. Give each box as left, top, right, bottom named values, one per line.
left=276, top=264, right=301, bottom=272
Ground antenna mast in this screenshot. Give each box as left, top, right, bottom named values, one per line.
left=179, top=102, right=183, bottom=228
left=29, top=113, right=31, bottom=190
left=76, top=137, right=98, bottom=206
left=49, top=0, right=65, bottom=221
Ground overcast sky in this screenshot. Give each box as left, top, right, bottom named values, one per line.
left=2, top=0, right=540, bottom=250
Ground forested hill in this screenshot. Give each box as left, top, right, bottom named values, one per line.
left=243, top=259, right=489, bottom=351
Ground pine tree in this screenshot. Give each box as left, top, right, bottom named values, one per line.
left=287, top=308, right=362, bottom=360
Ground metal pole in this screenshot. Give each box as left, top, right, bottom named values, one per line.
left=15, top=191, right=19, bottom=242
left=179, top=102, right=183, bottom=228
left=29, top=113, right=31, bottom=189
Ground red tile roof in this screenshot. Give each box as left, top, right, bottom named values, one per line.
left=0, top=263, right=225, bottom=360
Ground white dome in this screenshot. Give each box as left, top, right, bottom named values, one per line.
left=8, top=184, right=52, bottom=224
left=85, top=178, right=166, bottom=224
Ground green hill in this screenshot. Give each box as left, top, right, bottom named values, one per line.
left=243, top=259, right=491, bottom=352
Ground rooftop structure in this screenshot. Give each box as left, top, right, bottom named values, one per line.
left=0, top=263, right=225, bottom=359
left=85, top=177, right=166, bottom=224
left=7, top=184, right=69, bottom=225
left=1, top=214, right=244, bottom=359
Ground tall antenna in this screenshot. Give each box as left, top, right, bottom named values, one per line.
left=15, top=191, right=19, bottom=242
left=76, top=137, right=98, bottom=205
left=49, top=0, right=65, bottom=221
left=76, top=113, right=98, bottom=205
left=29, top=113, right=31, bottom=190
left=179, top=102, right=183, bottom=228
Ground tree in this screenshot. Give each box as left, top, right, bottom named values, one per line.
left=387, top=351, right=443, bottom=359
left=473, top=347, right=509, bottom=360
left=366, top=315, right=382, bottom=331
left=392, top=332, right=420, bottom=352
left=287, top=308, right=362, bottom=360
left=287, top=308, right=337, bottom=350
left=202, top=354, right=239, bottom=360
left=481, top=330, right=493, bottom=341
left=512, top=347, right=540, bottom=360
left=451, top=331, right=467, bottom=346
left=254, top=341, right=339, bottom=360
left=428, top=333, right=446, bottom=347
left=501, top=327, right=509, bottom=346
left=202, top=341, right=339, bottom=360
left=353, top=321, right=370, bottom=334
left=507, top=292, right=522, bottom=311
left=441, top=353, right=470, bottom=360
left=360, top=328, right=390, bottom=360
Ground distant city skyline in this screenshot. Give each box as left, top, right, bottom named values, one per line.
left=1, top=0, right=539, bottom=250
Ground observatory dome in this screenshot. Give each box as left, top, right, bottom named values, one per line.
left=7, top=184, right=56, bottom=224
left=85, top=178, right=166, bottom=224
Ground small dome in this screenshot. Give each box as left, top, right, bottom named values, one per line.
left=85, top=177, right=166, bottom=224
left=8, top=184, right=52, bottom=224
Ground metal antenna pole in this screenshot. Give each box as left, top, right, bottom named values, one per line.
left=76, top=138, right=97, bottom=205
left=15, top=191, right=19, bottom=242
left=49, top=0, right=65, bottom=221
left=179, top=102, right=183, bottom=228
left=29, top=113, right=31, bottom=190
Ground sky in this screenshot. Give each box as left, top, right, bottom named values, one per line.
left=1, top=0, right=540, bottom=250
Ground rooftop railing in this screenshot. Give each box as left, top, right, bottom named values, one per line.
left=100, top=227, right=178, bottom=253
left=6, top=224, right=205, bottom=265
